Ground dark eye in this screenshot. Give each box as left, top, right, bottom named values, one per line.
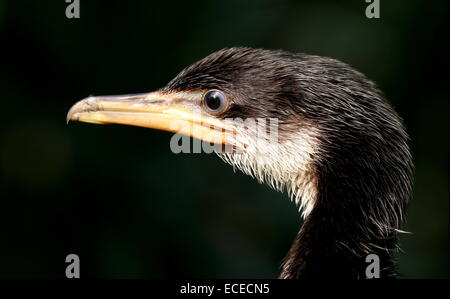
left=203, top=90, right=227, bottom=113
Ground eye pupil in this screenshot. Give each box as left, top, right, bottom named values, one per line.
left=204, top=90, right=225, bottom=112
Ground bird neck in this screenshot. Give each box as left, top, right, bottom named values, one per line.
left=280, top=170, right=399, bottom=279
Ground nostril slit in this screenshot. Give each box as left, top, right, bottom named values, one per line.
left=149, top=100, right=164, bottom=104
left=140, top=99, right=164, bottom=104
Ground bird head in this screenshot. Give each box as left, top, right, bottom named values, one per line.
left=67, top=47, right=413, bottom=222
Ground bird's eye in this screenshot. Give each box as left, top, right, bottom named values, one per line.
left=203, top=90, right=227, bottom=114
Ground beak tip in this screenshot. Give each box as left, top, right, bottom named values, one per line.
left=67, top=98, right=88, bottom=124
left=66, top=108, right=77, bottom=124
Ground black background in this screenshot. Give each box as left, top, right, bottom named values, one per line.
left=0, top=0, right=448, bottom=278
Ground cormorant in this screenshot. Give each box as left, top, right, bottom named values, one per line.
left=67, top=47, right=414, bottom=279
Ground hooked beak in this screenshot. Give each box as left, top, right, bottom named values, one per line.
left=66, top=91, right=230, bottom=144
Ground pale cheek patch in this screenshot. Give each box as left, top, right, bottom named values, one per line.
left=217, top=125, right=320, bottom=219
